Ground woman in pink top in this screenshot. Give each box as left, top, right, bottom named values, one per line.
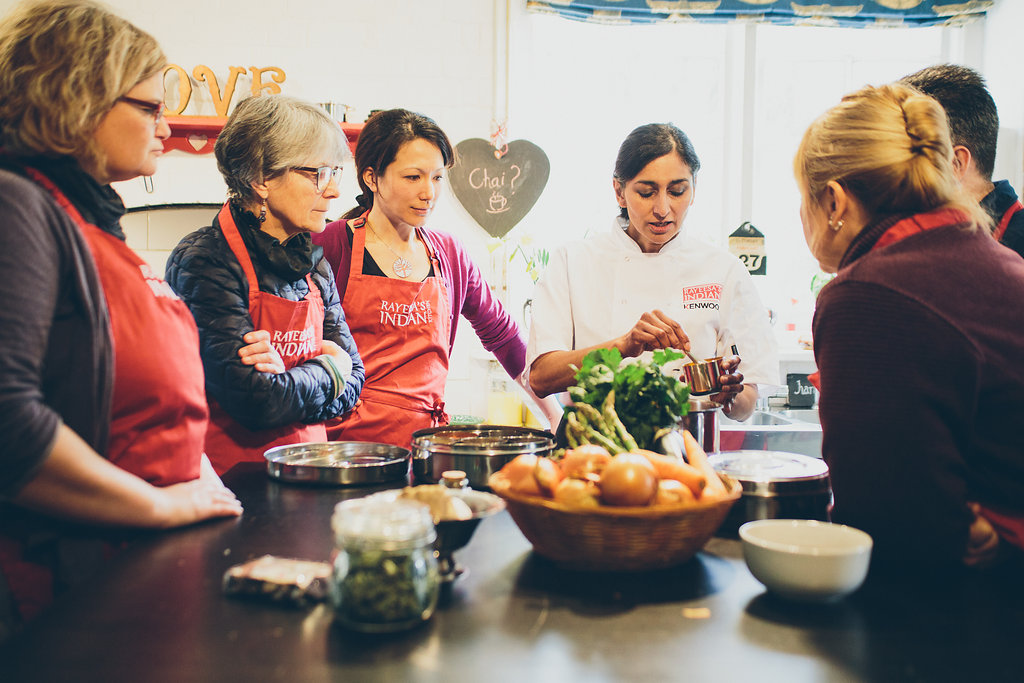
left=313, top=109, right=557, bottom=448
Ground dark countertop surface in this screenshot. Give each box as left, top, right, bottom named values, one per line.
left=1, top=463, right=1020, bottom=682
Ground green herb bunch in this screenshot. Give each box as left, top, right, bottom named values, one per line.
left=565, top=348, right=690, bottom=452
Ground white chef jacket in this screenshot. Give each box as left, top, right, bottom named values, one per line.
left=526, top=218, right=779, bottom=389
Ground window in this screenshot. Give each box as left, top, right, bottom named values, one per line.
left=513, top=14, right=960, bottom=345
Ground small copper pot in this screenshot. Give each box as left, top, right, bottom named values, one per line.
left=684, top=356, right=724, bottom=396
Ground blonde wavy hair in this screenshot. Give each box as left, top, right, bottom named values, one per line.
left=0, top=0, right=165, bottom=172
left=794, top=82, right=987, bottom=230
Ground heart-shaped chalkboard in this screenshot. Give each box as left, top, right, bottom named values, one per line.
left=449, top=138, right=550, bottom=238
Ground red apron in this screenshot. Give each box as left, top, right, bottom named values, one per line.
left=819, top=207, right=1024, bottom=550
left=3, top=167, right=208, bottom=623
left=326, top=217, right=450, bottom=449
left=203, top=203, right=327, bottom=474
left=26, top=168, right=207, bottom=484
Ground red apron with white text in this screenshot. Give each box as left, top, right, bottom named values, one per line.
left=0, top=168, right=209, bottom=623
left=326, top=217, right=450, bottom=449
left=26, top=168, right=207, bottom=484
left=203, top=203, right=327, bottom=475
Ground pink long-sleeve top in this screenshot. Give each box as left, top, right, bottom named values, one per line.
left=313, top=219, right=526, bottom=380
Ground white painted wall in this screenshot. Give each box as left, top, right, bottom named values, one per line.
left=3, top=0, right=1020, bottom=417
left=984, top=0, right=1024, bottom=194
left=7, top=0, right=508, bottom=420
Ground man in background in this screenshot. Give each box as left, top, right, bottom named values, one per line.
left=901, top=64, right=1024, bottom=259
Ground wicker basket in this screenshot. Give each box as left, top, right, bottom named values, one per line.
left=489, top=474, right=741, bottom=571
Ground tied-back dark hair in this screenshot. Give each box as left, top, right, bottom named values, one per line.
left=342, top=108, right=455, bottom=220
left=613, top=123, right=701, bottom=219
left=900, top=64, right=999, bottom=181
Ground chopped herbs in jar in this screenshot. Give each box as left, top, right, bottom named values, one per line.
left=330, top=497, right=439, bottom=633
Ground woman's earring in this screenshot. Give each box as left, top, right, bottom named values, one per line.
left=833, top=219, right=844, bottom=232
left=258, top=199, right=267, bottom=223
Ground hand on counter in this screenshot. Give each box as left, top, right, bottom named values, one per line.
left=12, top=427, right=243, bottom=530
left=153, top=454, right=243, bottom=528
left=964, top=502, right=1000, bottom=568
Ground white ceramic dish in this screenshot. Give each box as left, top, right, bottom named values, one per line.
left=739, top=519, right=872, bottom=602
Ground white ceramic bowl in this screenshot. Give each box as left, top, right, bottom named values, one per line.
left=739, top=519, right=873, bottom=602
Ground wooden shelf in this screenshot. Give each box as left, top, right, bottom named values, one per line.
left=164, top=115, right=225, bottom=154
left=165, top=116, right=363, bottom=155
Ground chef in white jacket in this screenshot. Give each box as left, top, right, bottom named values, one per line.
left=527, top=123, right=778, bottom=421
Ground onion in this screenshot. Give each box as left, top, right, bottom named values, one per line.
left=500, top=454, right=542, bottom=496
left=654, top=478, right=696, bottom=505
left=533, top=456, right=563, bottom=497
left=553, top=478, right=600, bottom=507
left=559, top=445, right=612, bottom=480
left=599, top=453, right=658, bottom=506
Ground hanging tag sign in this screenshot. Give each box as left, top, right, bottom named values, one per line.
left=729, top=221, right=766, bottom=276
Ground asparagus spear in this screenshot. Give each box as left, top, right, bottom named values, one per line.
left=602, top=390, right=639, bottom=451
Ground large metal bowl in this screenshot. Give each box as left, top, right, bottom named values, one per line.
left=410, top=425, right=555, bottom=488
left=708, top=450, right=832, bottom=536
left=264, top=441, right=410, bottom=486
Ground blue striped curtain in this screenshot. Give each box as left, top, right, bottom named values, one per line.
left=525, top=1, right=994, bottom=28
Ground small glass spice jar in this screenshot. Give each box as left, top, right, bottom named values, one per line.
left=329, top=497, right=439, bottom=633
left=440, top=469, right=469, bottom=489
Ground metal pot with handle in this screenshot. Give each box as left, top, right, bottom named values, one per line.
left=411, top=425, right=555, bottom=489
left=679, top=398, right=722, bottom=453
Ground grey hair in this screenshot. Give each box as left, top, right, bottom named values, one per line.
left=214, top=94, right=348, bottom=204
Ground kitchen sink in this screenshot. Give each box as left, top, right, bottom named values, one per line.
left=774, top=408, right=820, bottom=425
left=718, top=407, right=822, bottom=458
left=741, top=412, right=795, bottom=426
left=720, top=407, right=820, bottom=427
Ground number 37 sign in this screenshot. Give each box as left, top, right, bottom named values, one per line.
left=728, top=221, right=766, bottom=276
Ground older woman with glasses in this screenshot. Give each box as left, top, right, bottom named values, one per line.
left=166, top=95, right=364, bottom=475
left=0, top=0, right=242, bottom=633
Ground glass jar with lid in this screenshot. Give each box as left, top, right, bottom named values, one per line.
left=440, top=469, right=469, bottom=490
left=329, top=497, right=439, bottom=633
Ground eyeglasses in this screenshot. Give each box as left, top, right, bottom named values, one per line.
left=292, top=165, right=343, bottom=193
left=117, top=96, right=166, bottom=123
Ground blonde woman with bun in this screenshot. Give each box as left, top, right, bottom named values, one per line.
left=795, top=82, right=1024, bottom=577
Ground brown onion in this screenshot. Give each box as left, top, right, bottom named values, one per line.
left=599, top=453, right=658, bottom=506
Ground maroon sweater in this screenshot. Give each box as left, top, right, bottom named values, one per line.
left=814, top=211, right=1024, bottom=573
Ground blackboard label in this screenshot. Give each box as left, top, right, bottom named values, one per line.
left=449, top=138, right=550, bottom=238
left=787, top=373, right=817, bottom=407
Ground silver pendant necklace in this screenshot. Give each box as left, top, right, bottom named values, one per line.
left=366, top=222, right=414, bottom=278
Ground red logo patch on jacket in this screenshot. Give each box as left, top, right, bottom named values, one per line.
left=681, top=283, right=722, bottom=310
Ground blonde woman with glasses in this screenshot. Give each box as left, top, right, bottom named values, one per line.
left=0, top=0, right=242, bottom=634
left=166, top=95, right=364, bottom=475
